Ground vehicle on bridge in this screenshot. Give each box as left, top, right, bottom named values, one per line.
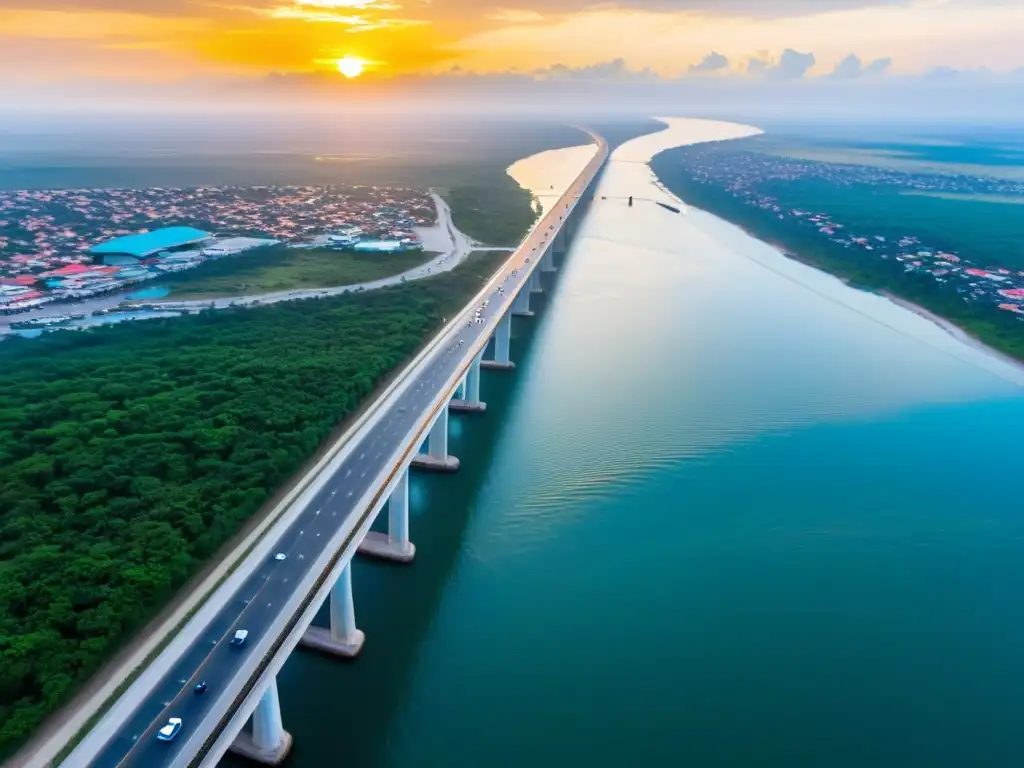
left=156, top=718, right=183, bottom=742
left=231, top=629, right=248, bottom=646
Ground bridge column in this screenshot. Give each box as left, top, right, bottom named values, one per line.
left=450, top=350, right=487, bottom=412
left=481, top=311, right=514, bottom=371
left=229, top=676, right=293, bottom=765
left=541, top=249, right=555, bottom=273
left=511, top=283, right=534, bottom=317
left=530, top=269, right=543, bottom=294
left=563, top=210, right=575, bottom=240
left=359, top=466, right=417, bottom=562
left=299, top=560, right=366, bottom=656
left=553, top=226, right=568, bottom=257
left=412, top=407, right=460, bottom=471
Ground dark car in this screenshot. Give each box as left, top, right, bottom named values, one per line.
left=194, top=681, right=208, bottom=694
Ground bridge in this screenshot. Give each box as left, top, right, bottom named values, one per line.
left=60, top=131, right=609, bottom=768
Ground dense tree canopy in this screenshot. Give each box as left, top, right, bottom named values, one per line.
left=0, top=251, right=506, bottom=756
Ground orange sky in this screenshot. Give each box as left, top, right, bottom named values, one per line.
left=1, top=0, right=1023, bottom=84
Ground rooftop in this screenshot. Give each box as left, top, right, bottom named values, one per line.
left=90, top=227, right=211, bottom=258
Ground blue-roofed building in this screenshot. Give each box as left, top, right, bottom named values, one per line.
left=352, top=239, right=406, bottom=253
left=91, top=227, right=211, bottom=265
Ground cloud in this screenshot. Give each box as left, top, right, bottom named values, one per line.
left=689, top=50, right=729, bottom=73
left=747, top=47, right=815, bottom=78
left=0, top=0, right=195, bottom=15
left=429, top=0, right=915, bottom=23
left=533, top=57, right=661, bottom=82
left=486, top=8, right=545, bottom=22
left=0, top=6, right=208, bottom=39
left=831, top=53, right=891, bottom=78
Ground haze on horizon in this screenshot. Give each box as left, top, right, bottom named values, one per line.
left=2, top=0, right=1023, bottom=122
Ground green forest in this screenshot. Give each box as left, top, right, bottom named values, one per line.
left=650, top=163, right=1024, bottom=363
left=757, top=177, right=1024, bottom=271
left=0, top=250, right=507, bottom=756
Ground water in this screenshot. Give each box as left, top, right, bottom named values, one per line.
left=223, top=124, right=1024, bottom=767
left=126, top=285, right=171, bottom=300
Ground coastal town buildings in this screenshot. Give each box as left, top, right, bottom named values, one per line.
left=673, top=145, right=1024, bottom=317
left=0, top=185, right=434, bottom=314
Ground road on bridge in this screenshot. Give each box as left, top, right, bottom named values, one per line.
left=78, top=136, right=607, bottom=768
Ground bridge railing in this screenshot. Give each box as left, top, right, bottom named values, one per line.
left=183, top=134, right=608, bottom=767
left=65, top=132, right=607, bottom=768
left=186, top=133, right=610, bottom=768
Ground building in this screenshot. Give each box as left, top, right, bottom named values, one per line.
left=352, top=240, right=406, bottom=253
left=327, top=227, right=364, bottom=248
left=90, top=227, right=212, bottom=266
left=202, top=237, right=279, bottom=257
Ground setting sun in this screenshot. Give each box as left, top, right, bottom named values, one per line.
left=335, top=55, right=366, bottom=79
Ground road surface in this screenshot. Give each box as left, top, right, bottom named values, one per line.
left=79, top=142, right=606, bottom=768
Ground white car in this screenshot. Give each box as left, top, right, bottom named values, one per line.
left=274, top=552, right=286, bottom=561
left=232, top=629, right=248, bottom=646
left=157, top=718, right=182, bottom=742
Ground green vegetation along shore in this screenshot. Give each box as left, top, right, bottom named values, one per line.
left=657, top=172, right=1024, bottom=363
left=651, top=143, right=1024, bottom=364
left=0, top=249, right=507, bottom=757
left=158, top=245, right=431, bottom=300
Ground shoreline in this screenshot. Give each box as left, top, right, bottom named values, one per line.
left=682, top=199, right=1024, bottom=381
left=878, top=290, right=1024, bottom=375
left=635, top=117, right=1024, bottom=382
left=682, top=208, right=1024, bottom=375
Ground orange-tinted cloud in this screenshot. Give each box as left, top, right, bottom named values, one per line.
left=1, top=0, right=1023, bottom=84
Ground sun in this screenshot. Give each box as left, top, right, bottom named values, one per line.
left=335, top=56, right=366, bottom=79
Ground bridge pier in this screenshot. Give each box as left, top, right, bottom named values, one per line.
left=553, top=227, right=568, bottom=257
left=511, top=283, right=534, bottom=317
left=229, top=676, right=293, bottom=765
left=450, top=351, right=487, bottom=412
left=481, top=312, right=514, bottom=371
left=299, top=559, right=366, bottom=656
left=529, top=270, right=543, bottom=294
left=541, top=248, right=557, bottom=273
left=412, top=408, right=460, bottom=471
left=359, top=466, right=416, bottom=562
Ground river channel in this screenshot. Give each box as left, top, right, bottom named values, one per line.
left=222, top=119, right=1024, bottom=768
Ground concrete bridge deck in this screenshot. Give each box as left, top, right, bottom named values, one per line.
left=62, top=131, right=609, bottom=768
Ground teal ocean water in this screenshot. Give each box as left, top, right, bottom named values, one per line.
left=223, top=139, right=1024, bottom=767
